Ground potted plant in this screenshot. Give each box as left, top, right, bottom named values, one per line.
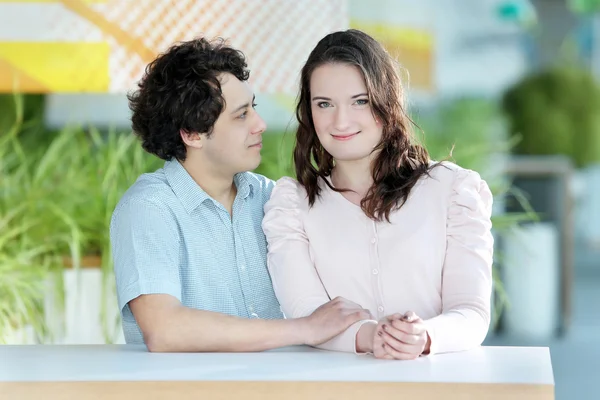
left=0, top=95, right=58, bottom=343
left=0, top=204, right=54, bottom=344
left=498, top=67, right=600, bottom=338
left=1, top=93, right=163, bottom=344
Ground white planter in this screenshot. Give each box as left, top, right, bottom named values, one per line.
left=45, top=267, right=124, bottom=344
left=1, top=324, right=36, bottom=344
left=502, top=222, right=560, bottom=339
left=575, top=164, right=600, bottom=249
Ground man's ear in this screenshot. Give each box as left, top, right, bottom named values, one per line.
left=180, top=129, right=204, bottom=149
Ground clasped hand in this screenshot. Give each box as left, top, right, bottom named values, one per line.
left=372, top=311, right=430, bottom=360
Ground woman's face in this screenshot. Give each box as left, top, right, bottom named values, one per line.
left=309, top=63, right=383, bottom=163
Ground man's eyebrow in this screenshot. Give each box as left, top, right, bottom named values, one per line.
left=230, top=94, right=256, bottom=114
left=311, top=93, right=368, bottom=101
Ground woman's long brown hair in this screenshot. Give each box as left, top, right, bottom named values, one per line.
left=293, top=29, right=437, bottom=222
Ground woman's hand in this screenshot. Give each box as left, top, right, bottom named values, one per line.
left=374, top=311, right=430, bottom=360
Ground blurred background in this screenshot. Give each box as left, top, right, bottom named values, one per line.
left=1, top=0, right=599, bottom=398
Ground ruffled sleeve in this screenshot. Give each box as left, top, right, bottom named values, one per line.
left=263, top=177, right=376, bottom=353
left=423, top=168, right=494, bottom=355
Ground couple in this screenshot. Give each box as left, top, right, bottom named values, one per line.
left=110, top=29, right=494, bottom=360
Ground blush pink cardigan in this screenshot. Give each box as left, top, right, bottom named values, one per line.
left=262, top=162, right=494, bottom=355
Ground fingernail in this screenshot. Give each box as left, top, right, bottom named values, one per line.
left=382, top=324, right=387, bottom=331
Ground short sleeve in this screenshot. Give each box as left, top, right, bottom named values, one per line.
left=110, top=198, right=182, bottom=320
left=250, top=172, right=275, bottom=208
left=423, top=168, right=494, bottom=355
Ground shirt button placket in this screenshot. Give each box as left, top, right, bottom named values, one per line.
left=233, top=226, right=252, bottom=318
left=370, top=221, right=385, bottom=318
left=248, top=304, right=258, bottom=318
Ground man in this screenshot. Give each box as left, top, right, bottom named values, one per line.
left=110, top=37, right=370, bottom=352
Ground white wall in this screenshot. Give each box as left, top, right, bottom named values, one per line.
left=433, top=0, right=529, bottom=100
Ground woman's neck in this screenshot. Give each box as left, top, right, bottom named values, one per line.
left=331, top=157, right=373, bottom=200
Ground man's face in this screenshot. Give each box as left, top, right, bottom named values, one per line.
left=200, top=73, right=266, bottom=176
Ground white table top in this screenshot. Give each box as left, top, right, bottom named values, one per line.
left=0, top=345, right=554, bottom=385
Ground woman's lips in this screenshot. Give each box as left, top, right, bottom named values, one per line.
left=331, top=132, right=359, bottom=141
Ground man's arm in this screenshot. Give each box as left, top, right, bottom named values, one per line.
left=111, top=195, right=369, bottom=352
left=130, top=294, right=370, bottom=352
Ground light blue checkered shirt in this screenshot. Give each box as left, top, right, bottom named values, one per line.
left=110, top=159, right=284, bottom=344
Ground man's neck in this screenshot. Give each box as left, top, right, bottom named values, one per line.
left=181, top=155, right=237, bottom=214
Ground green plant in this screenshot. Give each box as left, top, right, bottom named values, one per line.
left=0, top=93, right=164, bottom=342
left=502, top=67, right=600, bottom=168
left=0, top=204, right=55, bottom=343
left=254, top=131, right=296, bottom=180
left=0, top=94, right=62, bottom=342
left=568, top=0, right=600, bottom=14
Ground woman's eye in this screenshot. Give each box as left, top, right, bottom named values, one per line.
left=355, top=99, right=369, bottom=105
left=317, top=102, right=331, bottom=108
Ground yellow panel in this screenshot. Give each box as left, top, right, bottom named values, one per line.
left=0, top=42, right=109, bottom=93
left=350, top=19, right=435, bottom=92
left=0, top=1, right=106, bottom=3
left=350, top=20, right=433, bottom=52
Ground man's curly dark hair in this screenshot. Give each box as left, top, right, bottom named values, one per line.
left=127, top=37, right=250, bottom=161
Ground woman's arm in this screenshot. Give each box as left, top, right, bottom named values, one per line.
left=263, top=177, right=377, bottom=353
left=421, top=168, right=494, bottom=355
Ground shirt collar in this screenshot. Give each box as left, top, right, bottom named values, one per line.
left=234, top=172, right=253, bottom=200
left=164, top=159, right=254, bottom=214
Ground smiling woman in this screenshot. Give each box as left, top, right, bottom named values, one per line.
left=263, top=29, right=495, bottom=360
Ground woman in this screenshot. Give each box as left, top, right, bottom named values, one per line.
left=262, top=29, right=494, bottom=360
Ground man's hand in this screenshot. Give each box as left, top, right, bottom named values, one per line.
left=300, top=297, right=372, bottom=346
left=376, top=311, right=430, bottom=360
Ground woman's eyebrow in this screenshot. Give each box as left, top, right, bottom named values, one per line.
left=311, top=93, right=367, bottom=101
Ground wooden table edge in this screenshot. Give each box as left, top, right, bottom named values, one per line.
left=0, top=380, right=555, bottom=400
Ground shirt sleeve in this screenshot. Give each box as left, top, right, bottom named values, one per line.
left=263, top=177, right=376, bottom=353
left=110, top=198, right=182, bottom=319
left=422, top=168, right=494, bottom=355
